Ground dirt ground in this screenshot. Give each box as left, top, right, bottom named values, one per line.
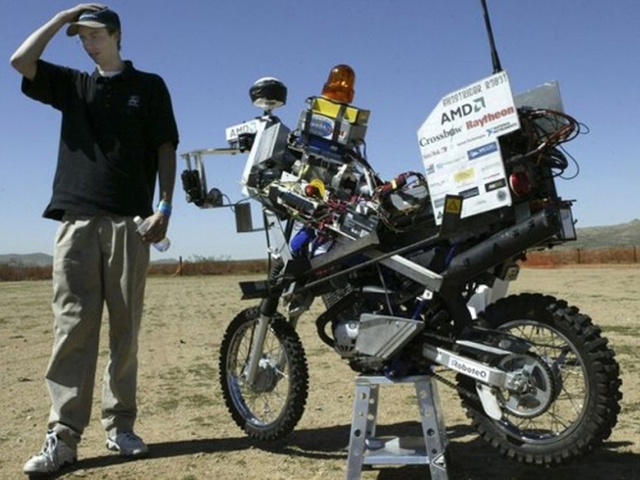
left=1, top=266, right=639, bottom=480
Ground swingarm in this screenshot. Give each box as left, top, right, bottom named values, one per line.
left=422, top=343, right=545, bottom=420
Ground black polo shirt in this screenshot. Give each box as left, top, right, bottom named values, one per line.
left=22, top=60, right=179, bottom=220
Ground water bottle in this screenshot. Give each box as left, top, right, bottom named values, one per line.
left=133, top=216, right=171, bottom=252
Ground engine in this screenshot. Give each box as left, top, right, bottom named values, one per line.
left=314, top=272, right=439, bottom=373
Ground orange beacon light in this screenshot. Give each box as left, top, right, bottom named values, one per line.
left=321, top=64, right=355, bottom=104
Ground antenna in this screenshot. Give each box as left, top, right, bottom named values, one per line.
left=480, top=0, right=503, bottom=73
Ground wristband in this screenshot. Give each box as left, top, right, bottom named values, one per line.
left=157, top=200, right=172, bottom=217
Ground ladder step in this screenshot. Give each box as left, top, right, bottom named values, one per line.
left=345, top=375, right=449, bottom=480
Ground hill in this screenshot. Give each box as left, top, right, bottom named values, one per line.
left=1, top=219, right=638, bottom=267
left=563, top=218, right=640, bottom=249
left=0, top=253, right=180, bottom=267
left=0, top=252, right=54, bottom=267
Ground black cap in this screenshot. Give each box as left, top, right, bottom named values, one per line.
left=66, top=8, right=120, bottom=36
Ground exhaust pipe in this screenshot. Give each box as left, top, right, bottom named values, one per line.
left=441, top=207, right=560, bottom=286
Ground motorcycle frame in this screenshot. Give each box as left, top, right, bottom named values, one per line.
left=241, top=206, right=522, bottom=392
left=180, top=103, right=570, bottom=397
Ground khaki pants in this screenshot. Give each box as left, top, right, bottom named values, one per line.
left=46, top=215, right=149, bottom=448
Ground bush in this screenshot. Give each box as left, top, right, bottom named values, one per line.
left=3, top=246, right=638, bottom=282
left=148, top=256, right=268, bottom=277
left=0, top=263, right=52, bottom=281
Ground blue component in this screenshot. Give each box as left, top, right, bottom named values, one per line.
left=290, top=227, right=315, bottom=257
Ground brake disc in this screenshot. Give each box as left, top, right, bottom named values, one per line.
left=496, top=353, right=558, bottom=418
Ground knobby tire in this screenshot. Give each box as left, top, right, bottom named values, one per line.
left=458, top=293, right=621, bottom=466
left=219, top=307, right=309, bottom=441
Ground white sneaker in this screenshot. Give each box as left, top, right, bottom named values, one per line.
left=23, top=431, right=77, bottom=475
left=106, top=432, right=148, bottom=457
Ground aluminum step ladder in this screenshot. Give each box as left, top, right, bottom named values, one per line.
left=345, top=374, right=449, bottom=480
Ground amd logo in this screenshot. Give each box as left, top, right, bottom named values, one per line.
left=441, top=97, right=486, bottom=125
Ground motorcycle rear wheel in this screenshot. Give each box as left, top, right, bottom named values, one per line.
left=219, top=306, right=309, bottom=441
left=458, top=293, right=621, bottom=466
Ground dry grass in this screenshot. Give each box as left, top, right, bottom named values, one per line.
left=1, top=269, right=640, bottom=479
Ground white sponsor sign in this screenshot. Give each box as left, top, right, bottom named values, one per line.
left=417, top=71, right=520, bottom=224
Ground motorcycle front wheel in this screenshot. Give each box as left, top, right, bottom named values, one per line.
left=458, top=293, right=622, bottom=466
left=219, top=306, right=309, bottom=441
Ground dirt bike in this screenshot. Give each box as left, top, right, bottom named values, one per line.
left=180, top=65, right=622, bottom=468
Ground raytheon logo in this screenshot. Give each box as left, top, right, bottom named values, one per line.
left=449, top=358, right=489, bottom=380
left=466, top=106, right=516, bottom=130
left=419, top=127, right=462, bottom=147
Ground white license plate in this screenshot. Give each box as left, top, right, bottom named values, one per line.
left=225, top=119, right=260, bottom=142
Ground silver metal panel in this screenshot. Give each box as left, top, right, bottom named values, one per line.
left=514, top=80, right=564, bottom=112
left=355, top=314, right=424, bottom=360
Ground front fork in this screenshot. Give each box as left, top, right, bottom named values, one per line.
left=243, top=295, right=280, bottom=386
left=243, top=210, right=312, bottom=386
left=243, top=288, right=313, bottom=386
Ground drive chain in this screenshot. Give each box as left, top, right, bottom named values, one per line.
left=431, top=369, right=480, bottom=403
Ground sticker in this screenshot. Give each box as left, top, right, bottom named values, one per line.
left=449, top=357, right=490, bottom=381
left=444, top=197, right=462, bottom=214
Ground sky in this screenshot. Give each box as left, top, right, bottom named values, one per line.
left=1, top=0, right=639, bottom=261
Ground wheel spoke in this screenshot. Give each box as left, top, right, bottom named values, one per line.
left=498, top=320, right=587, bottom=441
left=220, top=309, right=308, bottom=440
left=458, top=295, right=621, bottom=465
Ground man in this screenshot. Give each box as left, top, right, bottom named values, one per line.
left=10, top=4, right=179, bottom=475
